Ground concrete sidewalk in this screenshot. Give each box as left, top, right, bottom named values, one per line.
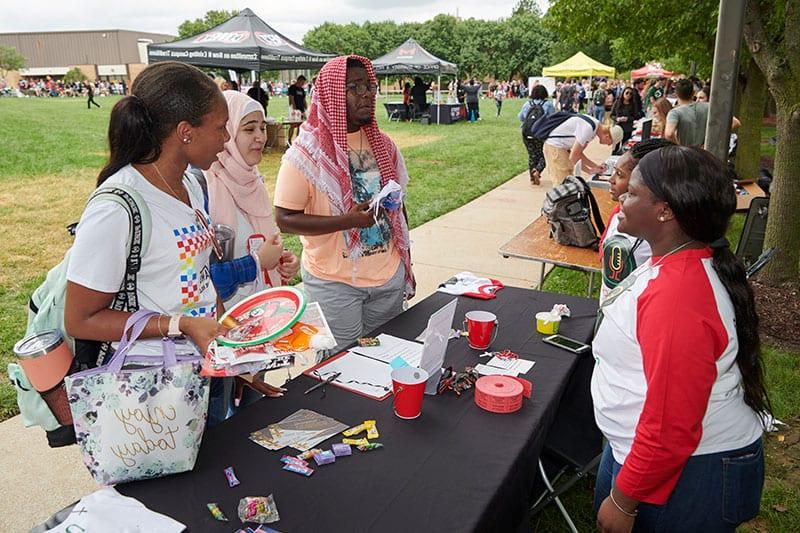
left=0, top=139, right=610, bottom=531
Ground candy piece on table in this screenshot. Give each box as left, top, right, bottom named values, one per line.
left=207, top=502, right=229, bottom=521
left=364, top=420, right=379, bottom=439
left=357, top=337, right=381, bottom=347
left=342, top=422, right=368, bottom=437
left=342, top=437, right=369, bottom=446
left=331, top=443, right=352, bottom=457
left=313, top=449, right=336, bottom=466
left=283, top=462, right=315, bottom=476
left=296, top=448, right=323, bottom=461
left=356, top=442, right=384, bottom=452
left=237, top=495, right=280, bottom=524
left=280, top=455, right=309, bottom=467
left=224, top=466, right=240, bottom=487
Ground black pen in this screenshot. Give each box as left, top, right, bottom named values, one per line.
left=304, top=372, right=341, bottom=395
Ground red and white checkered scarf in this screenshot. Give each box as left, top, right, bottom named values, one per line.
left=284, top=55, right=415, bottom=298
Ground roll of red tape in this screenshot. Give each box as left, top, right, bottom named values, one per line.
left=475, top=375, right=524, bottom=413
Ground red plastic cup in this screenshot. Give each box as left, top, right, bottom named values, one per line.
left=391, top=367, right=429, bottom=419
left=463, top=311, right=499, bottom=350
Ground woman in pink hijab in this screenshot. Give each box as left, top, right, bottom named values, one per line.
left=205, top=90, right=300, bottom=306
left=204, top=90, right=300, bottom=420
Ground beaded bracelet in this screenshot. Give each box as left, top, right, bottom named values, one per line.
left=610, top=487, right=638, bottom=517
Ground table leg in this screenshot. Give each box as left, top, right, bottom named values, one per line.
left=538, top=263, right=546, bottom=289
left=586, top=272, right=595, bottom=298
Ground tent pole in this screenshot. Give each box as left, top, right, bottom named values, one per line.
left=437, top=74, right=441, bottom=124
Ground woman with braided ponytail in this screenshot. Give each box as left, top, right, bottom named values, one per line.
left=592, top=145, right=770, bottom=532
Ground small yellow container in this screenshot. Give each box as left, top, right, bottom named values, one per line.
left=536, top=312, right=561, bottom=335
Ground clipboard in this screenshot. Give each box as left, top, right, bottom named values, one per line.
left=303, top=351, right=393, bottom=401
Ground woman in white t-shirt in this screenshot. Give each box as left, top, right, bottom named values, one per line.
left=203, top=90, right=300, bottom=414
left=65, top=62, right=230, bottom=365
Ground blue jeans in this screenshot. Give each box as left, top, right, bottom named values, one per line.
left=595, top=438, right=764, bottom=532
left=594, top=106, right=605, bottom=123
left=207, top=377, right=263, bottom=428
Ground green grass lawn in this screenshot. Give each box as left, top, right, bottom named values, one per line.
left=0, top=94, right=530, bottom=419
left=1, top=95, right=796, bottom=531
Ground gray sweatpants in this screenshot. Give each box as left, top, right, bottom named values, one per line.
left=301, top=262, right=406, bottom=351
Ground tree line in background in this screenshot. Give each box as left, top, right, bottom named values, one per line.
left=175, top=1, right=796, bottom=285
left=2, top=2, right=790, bottom=284
left=547, top=0, right=798, bottom=286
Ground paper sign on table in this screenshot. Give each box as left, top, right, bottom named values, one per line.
left=485, top=356, right=535, bottom=375
left=475, top=363, right=520, bottom=377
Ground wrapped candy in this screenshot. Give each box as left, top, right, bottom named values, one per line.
left=224, top=466, right=240, bottom=487
left=364, top=420, right=379, bottom=439
left=331, top=443, right=352, bottom=457
left=342, top=422, right=369, bottom=437
left=238, top=495, right=280, bottom=524
left=313, top=450, right=336, bottom=466
left=207, top=503, right=229, bottom=521
left=356, top=442, right=384, bottom=452
left=342, top=437, right=369, bottom=446
left=283, top=463, right=314, bottom=476
left=280, top=455, right=309, bottom=467
left=296, top=448, right=322, bottom=461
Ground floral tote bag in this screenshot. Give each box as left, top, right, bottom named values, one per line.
left=65, top=310, right=209, bottom=485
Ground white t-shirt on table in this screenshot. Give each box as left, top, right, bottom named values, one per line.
left=67, top=164, right=217, bottom=356
left=545, top=116, right=598, bottom=150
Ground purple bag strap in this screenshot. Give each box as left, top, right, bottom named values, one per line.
left=106, top=310, right=179, bottom=374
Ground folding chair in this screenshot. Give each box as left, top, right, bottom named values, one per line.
left=530, top=350, right=603, bottom=532
left=531, top=448, right=602, bottom=533
left=735, top=196, right=769, bottom=268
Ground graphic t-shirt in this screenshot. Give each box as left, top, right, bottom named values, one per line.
left=347, top=146, right=392, bottom=257
left=273, top=130, right=402, bottom=287
left=599, top=206, right=652, bottom=302
left=67, top=165, right=217, bottom=356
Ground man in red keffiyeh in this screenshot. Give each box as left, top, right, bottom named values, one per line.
left=274, top=55, right=415, bottom=348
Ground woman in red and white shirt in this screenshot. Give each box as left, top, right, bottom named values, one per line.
left=592, top=146, right=770, bottom=532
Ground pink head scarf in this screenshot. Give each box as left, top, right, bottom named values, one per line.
left=284, top=55, right=415, bottom=298
left=204, top=90, right=281, bottom=285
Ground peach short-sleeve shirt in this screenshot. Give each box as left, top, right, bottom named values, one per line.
left=273, top=131, right=401, bottom=287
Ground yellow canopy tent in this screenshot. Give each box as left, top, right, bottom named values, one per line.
left=542, top=52, right=615, bottom=78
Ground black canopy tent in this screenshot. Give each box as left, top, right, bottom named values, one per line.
left=372, top=38, right=458, bottom=124
left=147, top=8, right=333, bottom=73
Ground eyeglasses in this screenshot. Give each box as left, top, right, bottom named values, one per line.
left=346, top=83, right=378, bottom=96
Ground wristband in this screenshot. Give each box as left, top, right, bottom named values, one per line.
left=168, top=314, right=183, bottom=337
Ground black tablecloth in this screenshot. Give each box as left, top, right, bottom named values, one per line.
left=118, top=288, right=599, bottom=532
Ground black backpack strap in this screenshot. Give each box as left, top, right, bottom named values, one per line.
left=80, top=187, right=145, bottom=367
left=573, top=175, right=606, bottom=235
left=577, top=114, right=598, bottom=131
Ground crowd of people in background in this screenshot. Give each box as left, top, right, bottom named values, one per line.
left=2, top=78, right=127, bottom=98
